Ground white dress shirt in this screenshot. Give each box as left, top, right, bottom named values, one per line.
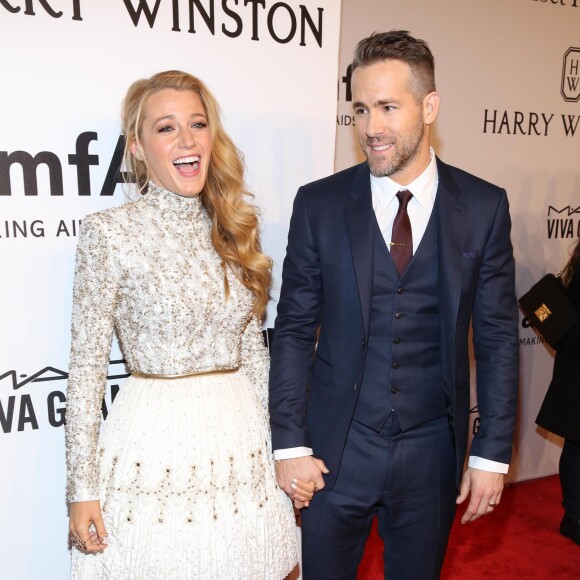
left=274, top=149, right=508, bottom=474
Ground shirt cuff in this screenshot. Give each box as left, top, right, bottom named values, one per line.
left=468, top=456, right=509, bottom=474
left=273, top=447, right=313, bottom=461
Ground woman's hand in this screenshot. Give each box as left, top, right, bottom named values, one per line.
left=291, top=478, right=317, bottom=506
left=69, top=500, right=108, bottom=553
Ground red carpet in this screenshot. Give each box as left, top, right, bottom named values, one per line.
left=358, top=475, right=580, bottom=579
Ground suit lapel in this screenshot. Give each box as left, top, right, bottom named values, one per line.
left=345, top=164, right=374, bottom=338
left=436, top=158, right=466, bottom=382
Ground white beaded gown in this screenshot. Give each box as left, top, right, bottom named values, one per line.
left=65, top=183, right=298, bottom=579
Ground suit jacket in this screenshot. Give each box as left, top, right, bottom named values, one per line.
left=269, top=158, right=519, bottom=488
left=536, top=266, right=580, bottom=443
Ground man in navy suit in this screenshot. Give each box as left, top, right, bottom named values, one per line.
left=269, top=31, right=519, bottom=579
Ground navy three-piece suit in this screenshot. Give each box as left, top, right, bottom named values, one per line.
left=269, top=158, right=519, bottom=579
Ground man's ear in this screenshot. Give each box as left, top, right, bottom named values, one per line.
left=424, top=92, right=440, bottom=125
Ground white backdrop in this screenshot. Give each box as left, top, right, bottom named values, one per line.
left=0, top=2, right=341, bottom=577
left=336, top=0, right=580, bottom=483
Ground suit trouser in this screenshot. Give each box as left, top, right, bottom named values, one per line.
left=301, top=412, right=457, bottom=580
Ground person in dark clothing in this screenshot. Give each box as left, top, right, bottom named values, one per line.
left=537, top=236, right=580, bottom=546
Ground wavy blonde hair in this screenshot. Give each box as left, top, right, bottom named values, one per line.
left=121, top=70, right=272, bottom=317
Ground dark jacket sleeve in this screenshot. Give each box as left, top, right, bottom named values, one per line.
left=268, top=187, right=322, bottom=451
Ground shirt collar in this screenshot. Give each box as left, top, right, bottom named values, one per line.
left=370, top=148, right=438, bottom=209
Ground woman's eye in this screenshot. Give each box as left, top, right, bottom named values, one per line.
left=192, top=122, right=208, bottom=129
left=158, top=125, right=173, bottom=133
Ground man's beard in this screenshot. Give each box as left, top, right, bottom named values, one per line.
left=361, top=117, right=425, bottom=179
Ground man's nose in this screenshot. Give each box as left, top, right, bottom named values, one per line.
left=365, top=111, right=385, bottom=139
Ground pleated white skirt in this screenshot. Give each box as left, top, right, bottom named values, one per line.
left=71, top=370, right=298, bottom=579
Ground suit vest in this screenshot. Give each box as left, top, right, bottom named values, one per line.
left=353, top=200, right=447, bottom=432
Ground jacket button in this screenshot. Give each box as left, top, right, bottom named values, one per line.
left=392, top=362, right=400, bottom=369
left=395, top=312, right=402, bottom=319
left=354, top=382, right=358, bottom=391
left=393, top=337, right=401, bottom=344
left=391, top=387, right=398, bottom=394
left=362, top=339, right=366, bottom=349
left=397, top=287, right=405, bottom=294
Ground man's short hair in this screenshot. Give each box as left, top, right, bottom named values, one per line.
left=352, top=30, right=436, bottom=102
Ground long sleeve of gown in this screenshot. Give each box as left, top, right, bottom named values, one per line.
left=240, top=315, right=270, bottom=417
left=66, top=215, right=119, bottom=503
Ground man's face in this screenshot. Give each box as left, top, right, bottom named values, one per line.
left=352, top=59, right=437, bottom=185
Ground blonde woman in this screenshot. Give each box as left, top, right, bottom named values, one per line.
left=65, top=71, right=300, bottom=578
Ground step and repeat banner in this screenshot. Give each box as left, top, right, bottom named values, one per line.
left=0, top=1, right=341, bottom=578
left=337, top=0, right=580, bottom=483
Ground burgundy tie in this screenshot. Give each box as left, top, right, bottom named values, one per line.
left=390, top=190, right=413, bottom=275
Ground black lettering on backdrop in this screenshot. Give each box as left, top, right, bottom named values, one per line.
left=0, top=132, right=132, bottom=196
left=1, top=363, right=130, bottom=434
left=0, top=397, right=15, bottom=433
left=299, top=5, right=322, bottom=47
left=562, top=48, right=580, bottom=102
left=101, top=384, right=121, bottom=420
left=0, top=0, right=82, bottom=19
left=47, top=390, right=66, bottom=427
left=548, top=205, right=580, bottom=216
left=56, top=219, right=80, bottom=237
left=339, top=64, right=353, bottom=102
left=222, top=0, right=242, bottom=37
left=267, top=2, right=295, bottom=44
left=246, top=0, right=265, bottom=40
left=68, top=131, right=99, bottom=196
left=0, top=220, right=45, bottom=238
left=561, top=114, right=580, bottom=136
left=483, top=109, right=554, bottom=136
left=189, top=0, right=214, bottom=33
left=547, top=219, right=577, bottom=238
left=172, top=0, right=180, bottom=30
left=23, top=0, right=62, bottom=17
left=0, top=0, right=20, bottom=13
left=18, top=394, right=39, bottom=431
left=0, top=151, right=64, bottom=196
left=123, top=0, right=162, bottom=28
left=532, top=0, right=578, bottom=7
left=121, top=0, right=323, bottom=46
left=100, top=135, right=132, bottom=196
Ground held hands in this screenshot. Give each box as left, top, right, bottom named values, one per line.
left=69, top=500, right=109, bottom=553
left=456, top=467, right=504, bottom=524
left=275, top=456, right=329, bottom=509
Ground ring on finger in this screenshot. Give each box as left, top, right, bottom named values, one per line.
left=70, top=535, right=88, bottom=551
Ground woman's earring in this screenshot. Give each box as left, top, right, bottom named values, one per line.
left=134, top=149, right=146, bottom=161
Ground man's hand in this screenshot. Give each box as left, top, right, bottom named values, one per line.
left=456, top=467, right=504, bottom=524
left=275, top=456, right=329, bottom=509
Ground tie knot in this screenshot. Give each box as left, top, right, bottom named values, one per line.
left=396, top=190, right=413, bottom=209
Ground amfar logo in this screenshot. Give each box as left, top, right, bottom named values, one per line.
left=561, top=47, right=580, bottom=102
left=0, top=132, right=127, bottom=197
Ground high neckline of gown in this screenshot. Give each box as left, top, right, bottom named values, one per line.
left=145, top=181, right=205, bottom=217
